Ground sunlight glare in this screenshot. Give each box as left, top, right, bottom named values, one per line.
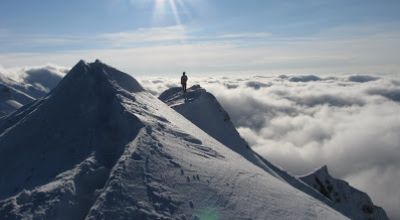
left=153, top=0, right=188, bottom=26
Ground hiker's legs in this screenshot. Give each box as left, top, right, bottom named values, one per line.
left=182, top=83, right=187, bottom=93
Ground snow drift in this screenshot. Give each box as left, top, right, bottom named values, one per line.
left=0, top=60, right=349, bottom=219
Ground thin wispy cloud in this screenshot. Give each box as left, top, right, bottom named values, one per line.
left=216, top=32, right=272, bottom=39
left=99, top=25, right=187, bottom=46
left=2, top=27, right=399, bottom=76
left=0, top=26, right=273, bottom=51
left=1, top=22, right=399, bottom=75
left=0, top=26, right=187, bottom=50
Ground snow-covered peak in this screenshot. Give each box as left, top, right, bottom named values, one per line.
left=0, top=62, right=348, bottom=220
left=54, top=59, right=143, bottom=96
left=159, top=84, right=204, bottom=106
left=159, top=85, right=249, bottom=150
left=300, top=166, right=389, bottom=220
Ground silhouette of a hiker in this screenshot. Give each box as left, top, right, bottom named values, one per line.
left=181, top=72, right=188, bottom=93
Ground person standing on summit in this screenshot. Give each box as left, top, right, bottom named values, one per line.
left=181, top=72, right=188, bottom=93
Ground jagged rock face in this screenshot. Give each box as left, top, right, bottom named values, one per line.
left=300, top=166, right=389, bottom=220
left=0, top=60, right=348, bottom=220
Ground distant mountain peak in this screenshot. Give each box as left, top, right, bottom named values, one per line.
left=0, top=65, right=65, bottom=116
left=300, top=165, right=389, bottom=220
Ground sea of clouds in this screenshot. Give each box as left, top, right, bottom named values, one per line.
left=139, top=73, right=400, bottom=219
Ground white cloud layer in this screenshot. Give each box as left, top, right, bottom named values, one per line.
left=1, top=25, right=400, bottom=75
left=138, top=73, right=400, bottom=219
left=0, top=64, right=68, bottom=95
left=1, top=64, right=68, bottom=83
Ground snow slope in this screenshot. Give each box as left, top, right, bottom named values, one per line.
left=159, top=85, right=249, bottom=150
left=159, top=85, right=389, bottom=220
left=0, top=60, right=347, bottom=220
left=159, top=86, right=333, bottom=198
left=0, top=82, right=35, bottom=117
left=300, top=166, right=389, bottom=220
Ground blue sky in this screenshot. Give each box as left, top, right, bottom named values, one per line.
left=1, top=0, right=400, bottom=75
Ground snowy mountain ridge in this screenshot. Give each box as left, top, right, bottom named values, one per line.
left=159, top=85, right=389, bottom=220
left=0, top=60, right=378, bottom=219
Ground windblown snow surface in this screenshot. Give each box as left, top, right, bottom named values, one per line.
left=0, top=60, right=348, bottom=220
